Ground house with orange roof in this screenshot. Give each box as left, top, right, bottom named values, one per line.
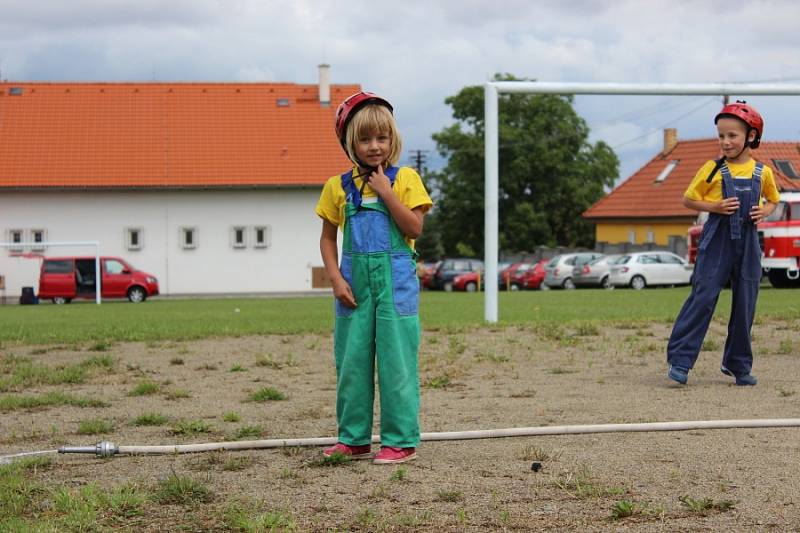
left=582, top=128, right=800, bottom=253
left=0, top=65, right=357, bottom=299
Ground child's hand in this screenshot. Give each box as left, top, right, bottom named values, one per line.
left=333, top=278, right=357, bottom=309
left=714, top=197, right=740, bottom=215
left=749, top=205, right=767, bottom=224
left=368, top=166, right=392, bottom=197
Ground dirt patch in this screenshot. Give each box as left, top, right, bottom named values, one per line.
left=2, top=318, right=800, bottom=531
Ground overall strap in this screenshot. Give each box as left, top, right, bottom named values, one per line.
left=751, top=162, right=763, bottom=200
left=340, top=166, right=401, bottom=209
left=719, top=163, right=733, bottom=198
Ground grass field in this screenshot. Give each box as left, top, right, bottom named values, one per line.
left=1, top=288, right=799, bottom=530
left=2, top=287, right=799, bottom=345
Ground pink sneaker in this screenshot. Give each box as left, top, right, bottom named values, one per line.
left=373, top=446, right=417, bottom=465
left=322, top=443, right=372, bottom=459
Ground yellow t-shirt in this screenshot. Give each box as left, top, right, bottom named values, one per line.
left=684, top=159, right=780, bottom=206
left=315, top=166, right=433, bottom=248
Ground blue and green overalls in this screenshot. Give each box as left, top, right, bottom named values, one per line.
left=667, top=162, right=763, bottom=376
left=334, top=166, right=421, bottom=448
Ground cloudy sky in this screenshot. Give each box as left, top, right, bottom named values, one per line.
left=2, top=0, right=799, bottom=181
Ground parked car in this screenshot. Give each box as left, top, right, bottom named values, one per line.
left=38, top=256, right=159, bottom=303
left=506, top=259, right=548, bottom=290
left=572, top=255, right=621, bottom=289
left=543, top=253, right=604, bottom=289
left=430, top=258, right=484, bottom=291
left=452, top=270, right=483, bottom=291
left=420, top=261, right=441, bottom=289
left=608, top=252, right=693, bottom=290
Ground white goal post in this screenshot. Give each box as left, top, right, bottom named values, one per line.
left=484, top=81, right=800, bottom=322
left=0, top=241, right=102, bottom=304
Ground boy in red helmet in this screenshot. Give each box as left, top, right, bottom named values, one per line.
left=316, top=92, right=432, bottom=463
left=667, top=101, right=780, bottom=386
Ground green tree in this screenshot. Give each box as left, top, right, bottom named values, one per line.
left=430, top=74, right=619, bottom=256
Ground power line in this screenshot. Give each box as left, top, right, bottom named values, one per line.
left=611, top=97, right=719, bottom=150
left=408, top=149, right=429, bottom=174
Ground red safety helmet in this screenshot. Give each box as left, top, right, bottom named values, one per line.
left=334, top=91, right=393, bottom=150
left=714, top=100, right=763, bottom=149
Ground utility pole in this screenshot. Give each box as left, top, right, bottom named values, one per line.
left=408, top=149, right=429, bottom=174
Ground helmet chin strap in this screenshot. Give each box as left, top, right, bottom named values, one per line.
left=706, top=127, right=754, bottom=183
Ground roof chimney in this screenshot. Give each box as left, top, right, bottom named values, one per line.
left=318, top=64, right=330, bottom=107
left=663, top=128, right=678, bottom=155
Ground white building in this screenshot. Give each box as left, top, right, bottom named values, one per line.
left=0, top=67, right=355, bottom=300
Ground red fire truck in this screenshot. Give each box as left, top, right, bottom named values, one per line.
left=687, top=192, right=800, bottom=288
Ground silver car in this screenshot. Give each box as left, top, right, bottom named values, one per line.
left=608, top=251, right=693, bottom=290
left=543, top=252, right=604, bottom=289
left=571, top=254, right=621, bottom=289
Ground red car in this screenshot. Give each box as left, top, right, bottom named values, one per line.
left=39, top=256, right=159, bottom=304
left=452, top=270, right=484, bottom=291
left=508, top=259, right=548, bottom=290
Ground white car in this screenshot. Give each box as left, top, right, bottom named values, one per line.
left=543, top=252, right=604, bottom=289
left=608, top=252, right=693, bottom=290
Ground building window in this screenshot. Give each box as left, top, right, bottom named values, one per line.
left=646, top=229, right=655, bottom=243
left=29, top=229, right=46, bottom=251
left=181, top=227, right=198, bottom=249
left=628, top=229, right=636, bottom=244
left=125, top=228, right=143, bottom=251
left=7, top=229, right=24, bottom=252
left=654, top=160, right=679, bottom=183
left=231, top=226, right=247, bottom=249
left=773, top=159, right=800, bottom=180
left=253, top=226, right=270, bottom=248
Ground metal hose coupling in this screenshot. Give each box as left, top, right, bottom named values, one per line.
left=58, top=441, right=118, bottom=458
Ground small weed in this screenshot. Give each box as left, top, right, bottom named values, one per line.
left=679, top=495, right=735, bottom=513
left=171, top=420, right=213, bottom=436
left=0, top=392, right=108, bottom=412
left=356, top=507, right=376, bottom=527
left=248, top=387, right=286, bottom=402
left=309, top=452, right=352, bottom=467
left=554, top=467, right=625, bottom=499
left=279, top=468, right=298, bottom=479
left=196, top=363, right=218, bottom=371
left=423, top=374, right=452, bottom=389
left=456, top=508, right=468, bottom=522
left=777, top=387, right=796, bottom=397
left=164, top=388, right=191, bottom=400
left=775, top=339, right=794, bottom=355
left=129, top=381, right=159, bottom=396
left=221, top=456, right=253, bottom=471
left=436, top=490, right=464, bottom=502
left=229, top=363, right=247, bottom=373
left=77, top=418, right=114, bottom=435
left=547, top=367, right=577, bottom=375
left=133, top=413, right=169, bottom=426
left=474, top=351, right=510, bottom=363
left=575, top=323, right=600, bottom=336
left=701, top=338, right=720, bottom=351
left=177, top=347, right=191, bottom=355
left=153, top=473, right=213, bottom=504
left=87, top=341, right=111, bottom=352
left=222, top=411, right=241, bottom=423
left=519, top=445, right=562, bottom=462
left=389, top=466, right=407, bottom=481
left=447, top=336, right=467, bottom=356
left=169, top=357, right=184, bottom=366
left=232, top=425, right=264, bottom=440
left=610, top=499, right=636, bottom=520
left=225, top=503, right=296, bottom=531
left=254, top=354, right=282, bottom=369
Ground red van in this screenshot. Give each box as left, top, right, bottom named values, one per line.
left=38, top=256, right=159, bottom=304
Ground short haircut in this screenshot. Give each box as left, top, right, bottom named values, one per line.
left=344, top=104, right=402, bottom=166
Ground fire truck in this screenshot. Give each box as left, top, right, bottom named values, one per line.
left=687, top=192, right=800, bottom=288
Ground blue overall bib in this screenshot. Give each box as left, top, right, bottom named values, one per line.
left=333, top=166, right=421, bottom=448
left=667, top=163, right=763, bottom=377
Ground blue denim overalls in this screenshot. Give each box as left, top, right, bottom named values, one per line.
left=667, top=163, right=763, bottom=377
left=333, top=166, right=421, bottom=448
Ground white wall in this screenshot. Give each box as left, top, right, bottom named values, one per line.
left=0, top=189, right=327, bottom=298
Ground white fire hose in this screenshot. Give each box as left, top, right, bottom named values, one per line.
left=3, top=418, right=798, bottom=463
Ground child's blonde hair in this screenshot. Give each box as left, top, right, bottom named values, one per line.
left=344, top=104, right=402, bottom=167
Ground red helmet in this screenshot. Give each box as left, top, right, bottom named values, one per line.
left=334, top=91, right=393, bottom=149
left=714, top=100, right=763, bottom=149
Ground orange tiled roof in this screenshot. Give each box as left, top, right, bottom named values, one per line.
left=583, top=139, right=800, bottom=220
left=0, top=82, right=360, bottom=188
